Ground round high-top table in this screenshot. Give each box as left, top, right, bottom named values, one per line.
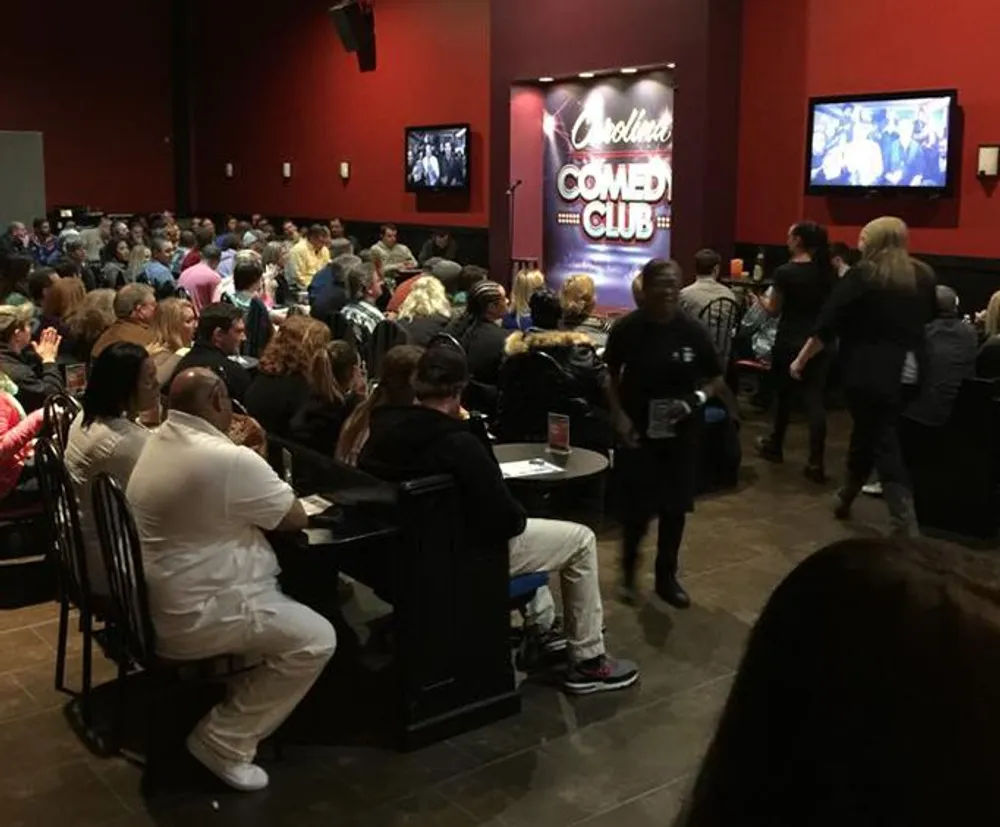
left=493, top=443, right=609, bottom=484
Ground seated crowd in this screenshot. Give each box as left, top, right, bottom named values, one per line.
left=5, top=208, right=997, bottom=799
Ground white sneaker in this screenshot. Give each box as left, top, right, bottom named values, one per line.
left=862, top=481, right=883, bottom=497
left=186, top=731, right=269, bottom=792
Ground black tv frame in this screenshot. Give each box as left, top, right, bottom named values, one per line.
left=804, top=88, right=958, bottom=197
left=404, top=123, right=471, bottom=194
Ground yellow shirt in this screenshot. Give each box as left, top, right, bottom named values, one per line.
left=289, top=238, right=330, bottom=288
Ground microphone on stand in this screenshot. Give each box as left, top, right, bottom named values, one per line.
left=505, top=179, right=524, bottom=196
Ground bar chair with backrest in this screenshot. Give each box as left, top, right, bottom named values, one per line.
left=42, top=391, right=82, bottom=457
left=34, top=435, right=108, bottom=727
left=91, top=472, right=250, bottom=776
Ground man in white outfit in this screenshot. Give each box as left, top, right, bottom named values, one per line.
left=127, top=368, right=336, bottom=791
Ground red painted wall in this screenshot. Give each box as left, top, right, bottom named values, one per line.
left=508, top=87, right=544, bottom=260
left=738, top=0, right=1000, bottom=257
left=0, top=0, right=174, bottom=213
left=190, top=0, right=490, bottom=227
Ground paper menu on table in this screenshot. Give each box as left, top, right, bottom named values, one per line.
left=500, top=459, right=563, bottom=479
left=299, top=494, right=334, bottom=516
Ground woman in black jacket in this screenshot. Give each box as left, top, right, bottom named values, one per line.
left=790, top=216, right=936, bottom=536
left=443, top=279, right=510, bottom=415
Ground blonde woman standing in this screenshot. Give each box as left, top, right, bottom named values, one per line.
left=503, top=269, right=544, bottom=332
left=790, top=217, right=936, bottom=536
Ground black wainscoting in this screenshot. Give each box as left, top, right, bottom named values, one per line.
left=735, top=242, right=1000, bottom=313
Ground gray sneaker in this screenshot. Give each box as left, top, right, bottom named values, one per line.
left=564, top=656, right=640, bottom=695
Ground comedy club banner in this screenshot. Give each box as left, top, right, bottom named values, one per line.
left=542, top=72, right=673, bottom=308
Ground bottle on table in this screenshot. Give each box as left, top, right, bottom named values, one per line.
left=752, top=249, right=765, bottom=283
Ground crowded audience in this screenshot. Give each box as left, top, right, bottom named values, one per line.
left=8, top=206, right=1000, bottom=798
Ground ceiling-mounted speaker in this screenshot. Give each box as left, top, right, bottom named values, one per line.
left=329, top=1, right=377, bottom=72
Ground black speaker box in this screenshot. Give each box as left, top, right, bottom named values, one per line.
left=329, top=1, right=377, bottom=72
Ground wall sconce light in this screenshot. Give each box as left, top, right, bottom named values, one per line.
left=340, top=161, right=351, bottom=181
left=225, top=162, right=234, bottom=179
left=977, top=145, right=1000, bottom=178
left=282, top=162, right=292, bottom=180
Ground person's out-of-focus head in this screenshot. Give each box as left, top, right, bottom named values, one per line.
left=64, top=237, right=87, bottom=264
left=0, top=304, right=33, bottom=349
left=860, top=215, right=908, bottom=257
left=306, top=224, right=328, bottom=250
left=375, top=344, right=424, bottom=405
left=683, top=536, right=1000, bottom=827
left=42, top=276, right=86, bottom=319
left=347, top=262, right=383, bottom=304
left=82, top=342, right=159, bottom=425
left=693, top=248, right=722, bottom=279
left=6, top=221, right=28, bottom=242
left=151, top=297, right=197, bottom=352
left=33, top=217, right=50, bottom=238
left=110, top=239, right=130, bottom=263
left=329, top=218, right=345, bottom=239
left=261, top=241, right=287, bottom=271
left=259, top=314, right=331, bottom=384
left=330, top=237, right=353, bottom=260
left=27, top=268, right=58, bottom=305
left=528, top=288, right=562, bottom=331
left=468, top=280, right=508, bottom=323
left=233, top=253, right=264, bottom=294
left=115, top=283, right=157, bottom=324
left=560, top=273, right=597, bottom=323
left=110, top=220, right=129, bottom=242
left=194, top=225, right=215, bottom=250
left=282, top=220, right=299, bottom=242
left=859, top=216, right=914, bottom=289
left=934, top=285, right=959, bottom=319
left=327, top=339, right=362, bottom=395
left=985, top=291, right=1000, bottom=337
left=196, top=302, right=245, bottom=354
left=379, top=224, right=398, bottom=247
left=398, top=276, right=451, bottom=321
left=639, top=258, right=681, bottom=320
left=414, top=345, right=468, bottom=418
left=179, top=230, right=196, bottom=250
left=151, top=236, right=174, bottom=264
left=168, top=367, right=232, bottom=434
left=511, top=269, right=545, bottom=316
left=432, top=229, right=451, bottom=248
left=457, top=265, right=488, bottom=297
left=0, top=255, right=33, bottom=296
left=67, top=289, right=116, bottom=345
left=830, top=241, right=855, bottom=276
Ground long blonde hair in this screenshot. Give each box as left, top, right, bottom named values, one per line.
left=984, top=291, right=1000, bottom=338
left=258, top=314, right=335, bottom=401
left=398, top=276, right=451, bottom=321
left=859, top=216, right=915, bottom=289
left=149, top=298, right=195, bottom=354
left=560, top=273, right=597, bottom=322
left=126, top=244, right=151, bottom=282
left=511, top=269, right=545, bottom=316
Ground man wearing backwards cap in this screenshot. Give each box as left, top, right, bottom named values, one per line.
left=0, top=305, right=63, bottom=412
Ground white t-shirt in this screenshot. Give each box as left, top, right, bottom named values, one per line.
left=64, top=414, right=150, bottom=595
left=126, top=409, right=295, bottom=656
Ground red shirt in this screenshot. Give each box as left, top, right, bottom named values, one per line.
left=180, top=248, right=202, bottom=272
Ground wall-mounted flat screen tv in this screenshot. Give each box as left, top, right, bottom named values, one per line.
left=405, top=124, right=470, bottom=192
left=806, top=89, right=957, bottom=195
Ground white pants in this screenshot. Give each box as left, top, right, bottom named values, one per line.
left=509, top=518, right=604, bottom=662
left=158, top=586, right=336, bottom=764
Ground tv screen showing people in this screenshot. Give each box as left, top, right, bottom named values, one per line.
left=806, top=92, right=954, bottom=192
left=405, top=125, right=470, bottom=192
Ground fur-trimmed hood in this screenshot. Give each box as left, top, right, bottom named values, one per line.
left=504, top=328, right=594, bottom=357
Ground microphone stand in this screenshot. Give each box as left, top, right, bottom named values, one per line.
left=506, top=179, right=523, bottom=280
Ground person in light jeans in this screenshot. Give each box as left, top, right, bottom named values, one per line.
left=359, top=346, right=639, bottom=695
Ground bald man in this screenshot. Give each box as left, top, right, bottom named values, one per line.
left=127, top=368, right=335, bottom=792
left=904, top=284, right=977, bottom=428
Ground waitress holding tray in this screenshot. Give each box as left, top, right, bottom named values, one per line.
left=606, top=258, right=731, bottom=609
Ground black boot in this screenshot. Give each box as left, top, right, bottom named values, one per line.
left=655, top=575, right=691, bottom=610
left=755, top=436, right=783, bottom=464
left=883, top=482, right=920, bottom=538
left=833, top=477, right=863, bottom=520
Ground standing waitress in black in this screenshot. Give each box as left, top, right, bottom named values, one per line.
left=606, top=258, right=731, bottom=608
left=756, top=221, right=836, bottom=481
left=790, top=216, right=936, bottom=536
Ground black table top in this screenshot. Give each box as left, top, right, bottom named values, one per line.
left=493, top=443, right=609, bottom=483
left=719, top=277, right=774, bottom=289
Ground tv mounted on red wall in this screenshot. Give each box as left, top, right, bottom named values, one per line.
left=405, top=124, right=470, bottom=192
left=805, top=89, right=958, bottom=196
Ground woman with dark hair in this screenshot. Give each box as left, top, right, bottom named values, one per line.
left=606, top=258, right=730, bottom=609
left=443, top=279, right=510, bottom=414
left=0, top=255, right=34, bottom=306
left=64, top=342, right=160, bottom=593
left=680, top=537, right=1000, bottom=827
left=756, top=221, right=837, bottom=481
left=791, top=216, right=936, bottom=536
left=100, top=238, right=131, bottom=289
left=337, top=345, right=423, bottom=465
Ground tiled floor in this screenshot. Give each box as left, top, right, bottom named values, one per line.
left=0, top=413, right=897, bottom=827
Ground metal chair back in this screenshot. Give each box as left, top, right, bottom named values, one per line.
left=42, top=392, right=81, bottom=458
left=35, top=435, right=90, bottom=610
left=92, top=473, right=157, bottom=668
